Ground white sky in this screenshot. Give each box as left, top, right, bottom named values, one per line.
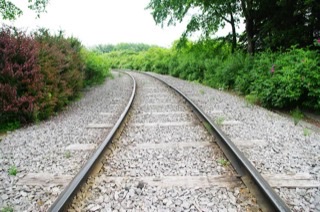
left=3, top=0, right=237, bottom=48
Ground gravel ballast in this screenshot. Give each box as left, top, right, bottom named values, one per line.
left=71, top=72, right=260, bottom=211
left=148, top=72, right=320, bottom=211
left=0, top=72, right=133, bottom=211
left=1, top=70, right=319, bottom=211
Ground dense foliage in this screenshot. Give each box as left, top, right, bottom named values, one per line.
left=103, top=39, right=320, bottom=111
left=34, top=29, right=84, bottom=120
left=81, top=49, right=111, bottom=87
left=0, top=26, right=110, bottom=132
left=0, top=27, right=42, bottom=127
left=147, top=0, right=320, bottom=54
left=0, top=0, right=48, bottom=20
left=142, top=0, right=320, bottom=111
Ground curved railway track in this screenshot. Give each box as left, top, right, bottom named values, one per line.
left=49, top=71, right=289, bottom=211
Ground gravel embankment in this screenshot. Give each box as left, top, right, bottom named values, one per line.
left=0, top=72, right=133, bottom=211
left=149, top=72, right=320, bottom=211
left=72, top=72, right=260, bottom=211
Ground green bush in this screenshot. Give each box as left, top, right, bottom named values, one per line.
left=103, top=40, right=320, bottom=111
left=255, top=48, right=320, bottom=109
left=204, top=52, right=247, bottom=89
left=81, top=49, right=111, bottom=87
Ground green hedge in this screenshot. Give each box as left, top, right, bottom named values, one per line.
left=104, top=40, right=320, bottom=111
left=81, top=49, right=111, bottom=87
left=240, top=48, right=320, bottom=110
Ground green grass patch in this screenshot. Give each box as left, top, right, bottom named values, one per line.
left=303, top=128, right=311, bottom=137
left=245, top=93, right=259, bottom=106
left=291, top=108, right=304, bottom=125
left=1, top=206, right=14, bottom=212
left=217, top=158, right=230, bottom=166
left=215, top=117, right=225, bottom=126
left=64, top=150, right=71, bottom=159
left=8, top=165, right=17, bottom=176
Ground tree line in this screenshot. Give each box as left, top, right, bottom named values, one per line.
left=92, top=43, right=155, bottom=54
left=147, top=0, right=320, bottom=54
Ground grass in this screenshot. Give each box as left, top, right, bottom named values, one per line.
left=215, top=117, right=225, bottom=126
left=1, top=206, right=14, bottom=212
left=291, top=108, right=304, bottom=125
left=217, top=158, right=230, bottom=166
left=64, top=150, right=71, bottom=159
left=8, top=165, right=17, bottom=176
left=303, top=128, right=311, bottom=137
left=245, top=93, right=259, bottom=106
left=199, top=89, right=205, bottom=95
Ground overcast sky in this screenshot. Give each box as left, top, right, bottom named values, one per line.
left=3, top=0, right=235, bottom=48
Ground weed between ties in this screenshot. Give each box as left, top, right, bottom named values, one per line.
left=8, top=165, right=17, bottom=176
left=217, top=158, right=230, bottom=166
left=215, top=117, right=225, bottom=126
left=1, top=206, right=14, bottom=212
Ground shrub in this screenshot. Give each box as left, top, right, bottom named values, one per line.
left=0, top=26, right=43, bottom=127
left=81, top=49, right=110, bottom=87
left=103, top=39, right=320, bottom=111
left=34, top=29, right=84, bottom=119
left=252, top=48, right=320, bottom=110
left=0, top=27, right=87, bottom=131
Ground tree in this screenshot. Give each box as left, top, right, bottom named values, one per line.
left=147, top=0, right=240, bottom=53
left=93, top=43, right=154, bottom=54
left=0, top=0, right=49, bottom=21
left=148, top=0, right=320, bottom=54
left=239, top=0, right=320, bottom=53
left=256, top=0, right=320, bottom=51
left=239, top=0, right=255, bottom=54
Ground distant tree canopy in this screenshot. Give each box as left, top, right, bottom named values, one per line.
left=147, top=0, right=320, bottom=54
left=93, top=43, right=156, bottom=53
left=147, top=0, right=240, bottom=53
left=0, top=0, right=48, bottom=20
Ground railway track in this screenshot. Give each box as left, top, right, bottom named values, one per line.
left=49, top=71, right=289, bottom=211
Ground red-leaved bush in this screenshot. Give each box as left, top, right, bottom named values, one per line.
left=1, top=27, right=85, bottom=129
left=0, top=27, right=43, bottom=125
left=34, top=29, right=84, bottom=119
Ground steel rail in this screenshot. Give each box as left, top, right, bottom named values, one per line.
left=144, top=72, right=290, bottom=212
left=49, top=71, right=136, bottom=212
